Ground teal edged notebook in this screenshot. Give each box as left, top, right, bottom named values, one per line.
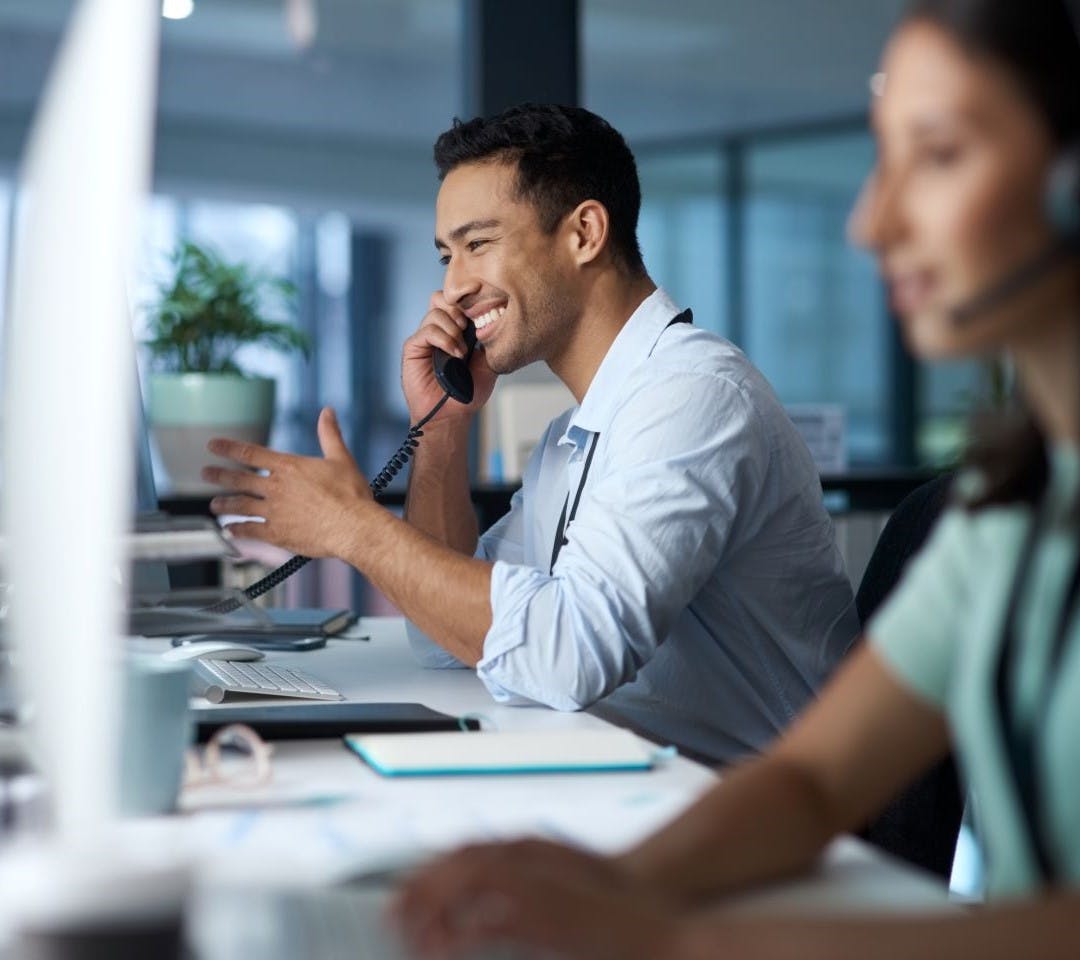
left=344, top=729, right=659, bottom=777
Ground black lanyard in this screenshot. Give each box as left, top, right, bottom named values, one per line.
left=548, top=307, right=693, bottom=575
left=993, top=506, right=1080, bottom=887
left=549, top=432, right=599, bottom=574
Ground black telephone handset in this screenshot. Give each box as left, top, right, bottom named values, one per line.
left=204, top=321, right=480, bottom=615
left=431, top=320, right=476, bottom=405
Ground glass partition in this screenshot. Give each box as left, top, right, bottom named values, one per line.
left=744, top=132, right=886, bottom=464
left=637, top=147, right=728, bottom=337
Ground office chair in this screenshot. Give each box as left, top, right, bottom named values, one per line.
left=855, top=472, right=965, bottom=880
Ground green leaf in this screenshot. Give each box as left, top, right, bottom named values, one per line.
left=141, top=239, right=310, bottom=374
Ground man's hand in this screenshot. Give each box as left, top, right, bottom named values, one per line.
left=203, top=407, right=373, bottom=558
left=402, top=291, right=497, bottom=424
left=390, top=839, right=680, bottom=960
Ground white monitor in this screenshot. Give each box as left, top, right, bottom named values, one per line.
left=131, top=358, right=171, bottom=596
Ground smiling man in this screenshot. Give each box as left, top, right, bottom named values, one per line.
left=206, top=104, right=858, bottom=764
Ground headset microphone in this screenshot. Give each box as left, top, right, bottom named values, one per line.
left=949, top=240, right=1077, bottom=326
left=949, top=144, right=1080, bottom=327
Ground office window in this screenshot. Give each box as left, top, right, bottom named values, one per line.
left=0, top=178, right=10, bottom=397
left=0, top=179, right=10, bottom=323
left=743, top=132, right=887, bottom=465
left=136, top=197, right=318, bottom=471
left=184, top=200, right=302, bottom=438
left=312, top=211, right=354, bottom=436
left=131, top=195, right=181, bottom=337
left=637, top=148, right=728, bottom=336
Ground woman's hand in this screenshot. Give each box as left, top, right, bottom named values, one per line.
left=391, top=838, right=681, bottom=959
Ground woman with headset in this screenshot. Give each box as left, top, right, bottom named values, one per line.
left=393, top=0, right=1080, bottom=956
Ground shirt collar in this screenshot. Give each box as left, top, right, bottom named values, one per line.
left=560, top=287, right=684, bottom=448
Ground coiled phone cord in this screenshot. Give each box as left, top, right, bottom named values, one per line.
left=203, top=391, right=452, bottom=615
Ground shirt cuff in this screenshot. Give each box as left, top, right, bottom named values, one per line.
left=476, top=560, right=582, bottom=710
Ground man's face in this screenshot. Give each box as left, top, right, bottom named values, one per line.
left=434, top=161, right=579, bottom=374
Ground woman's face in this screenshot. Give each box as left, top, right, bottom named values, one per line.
left=851, top=19, right=1067, bottom=360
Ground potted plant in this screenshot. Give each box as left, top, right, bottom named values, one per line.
left=143, top=240, right=309, bottom=492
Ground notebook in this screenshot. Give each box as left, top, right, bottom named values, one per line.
left=344, top=729, right=658, bottom=777
left=194, top=702, right=478, bottom=742
left=198, top=608, right=358, bottom=638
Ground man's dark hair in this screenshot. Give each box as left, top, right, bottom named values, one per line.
left=433, top=103, right=646, bottom=276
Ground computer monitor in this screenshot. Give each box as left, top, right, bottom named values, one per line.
left=131, top=357, right=171, bottom=595
left=134, top=364, right=158, bottom=518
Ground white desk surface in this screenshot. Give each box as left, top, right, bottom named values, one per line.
left=127, top=617, right=959, bottom=959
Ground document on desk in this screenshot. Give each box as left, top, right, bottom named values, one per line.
left=344, top=729, right=658, bottom=777
left=171, top=781, right=705, bottom=889
left=149, top=735, right=709, bottom=889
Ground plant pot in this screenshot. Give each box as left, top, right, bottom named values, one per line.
left=147, top=373, right=275, bottom=494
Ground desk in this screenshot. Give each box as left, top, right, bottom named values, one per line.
left=137, top=618, right=955, bottom=958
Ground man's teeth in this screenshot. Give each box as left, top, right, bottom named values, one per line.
left=473, top=306, right=505, bottom=330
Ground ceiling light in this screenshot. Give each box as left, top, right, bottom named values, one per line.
left=162, top=0, right=194, bottom=20
left=285, top=0, right=318, bottom=50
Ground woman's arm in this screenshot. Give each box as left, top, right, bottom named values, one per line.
left=394, top=850, right=1080, bottom=960
left=393, top=644, right=955, bottom=957
left=675, top=895, right=1080, bottom=960
left=620, top=643, right=951, bottom=901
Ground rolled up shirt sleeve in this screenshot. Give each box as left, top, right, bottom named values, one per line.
left=478, top=371, right=769, bottom=710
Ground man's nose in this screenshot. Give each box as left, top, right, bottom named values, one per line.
left=442, top=255, right=482, bottom=307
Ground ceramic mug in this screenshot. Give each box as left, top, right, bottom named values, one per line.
left=120, top=655, right=192, bottom=816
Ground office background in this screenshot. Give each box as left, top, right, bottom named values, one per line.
left=0, top=0, right=984, bottom=610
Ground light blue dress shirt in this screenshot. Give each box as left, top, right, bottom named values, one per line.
left=408, top=288, right=858, bottom=764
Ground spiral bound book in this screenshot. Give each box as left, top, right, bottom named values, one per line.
left=344, top=729, right=659, bottom=777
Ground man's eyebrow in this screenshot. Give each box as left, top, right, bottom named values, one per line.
left=434, top=218, right=501, bottom=249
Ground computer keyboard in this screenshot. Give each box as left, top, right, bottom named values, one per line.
left=193, top=659, right=345, bottom=703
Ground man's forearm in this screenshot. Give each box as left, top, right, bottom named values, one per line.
left=343, top=499, right=492, bottom=665
left=403, top=418, right=478, bottom=554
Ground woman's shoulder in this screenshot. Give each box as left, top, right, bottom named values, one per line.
left=883, top=475, right=1033, bottom=605
left=937, top=468, right=1033, bottom=546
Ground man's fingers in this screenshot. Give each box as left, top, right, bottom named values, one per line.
left=207, top=437, right=279, bottom=471
left=219, top=520, right=271, bottom=542
left=317, top=407, right=356, bottom=465
left=209, top=495, right=265, bottom=517
left=419, top=311, right=471, bottom=357
left=428, top=291, right=469, bottom=328
left=423, top=307, right=467, bottom=339
left=201, top=465, right=268, bottom=496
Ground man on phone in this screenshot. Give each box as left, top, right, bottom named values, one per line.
left=204, top=104, right=858, bottom=764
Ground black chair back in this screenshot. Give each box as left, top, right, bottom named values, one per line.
left=855, top=473, right=964, bottom=880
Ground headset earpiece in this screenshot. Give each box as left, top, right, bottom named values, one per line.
left=951, top=141, right=1080, bottom=326
left=1045, top=143, right=1080, bottom=243
left=1056, top=0, right=1080, bottom=243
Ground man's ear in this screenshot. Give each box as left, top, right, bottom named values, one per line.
left=562, top=199, right=610, bottom=268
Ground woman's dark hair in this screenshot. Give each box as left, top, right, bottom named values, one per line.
left=903, top=0, right=1080, bottom=508
left=433, top=103, right=646, bottom=277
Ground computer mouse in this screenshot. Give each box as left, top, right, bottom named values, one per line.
left=161, top=641, right=265, bottom=662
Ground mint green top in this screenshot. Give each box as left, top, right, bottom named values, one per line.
left=870, top=447, right=1080, bottom=898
